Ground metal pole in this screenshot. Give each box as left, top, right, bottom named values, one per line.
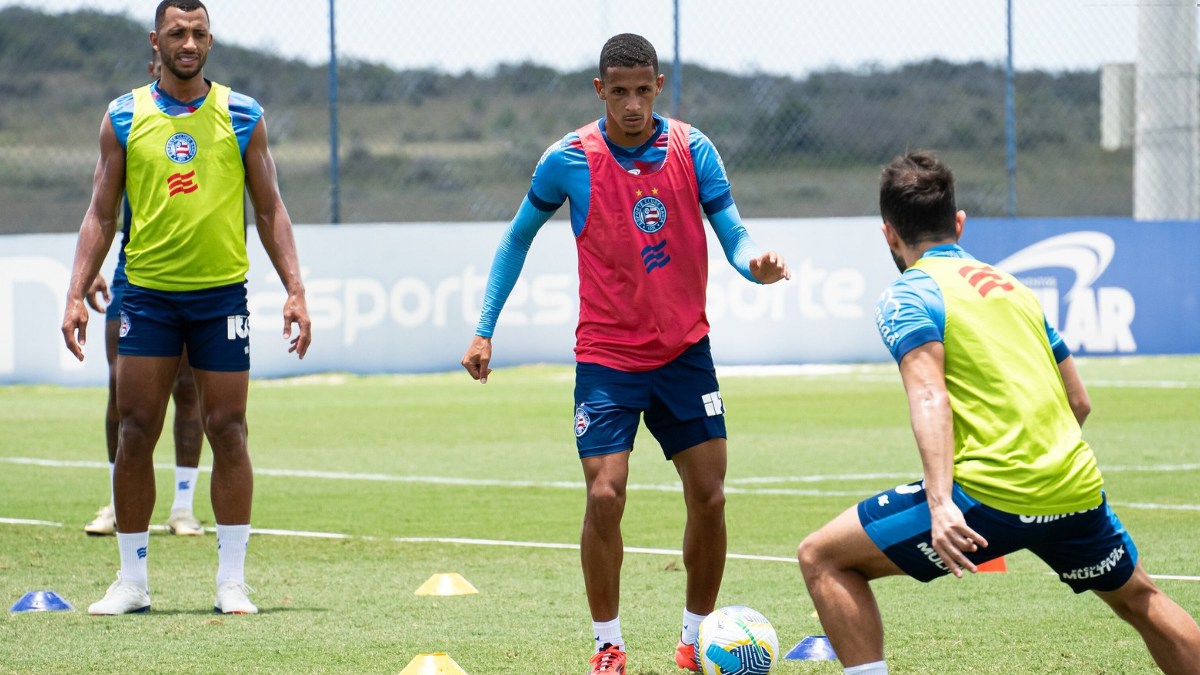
left=328, top=0, right=341, bottom=224
left=672, top=0, right=681, bottom=119
left=1005, top=0, right=1017, bottom=217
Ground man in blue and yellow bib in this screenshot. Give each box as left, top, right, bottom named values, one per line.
left=62, top=0, right=311, bottom=616
left=796, top=152, right=1200, bottom=675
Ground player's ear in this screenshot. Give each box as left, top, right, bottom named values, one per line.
left=655, top=73, right=665, bottom=93
left=954, top=210, right=966, bottom=239
left=593, top=77, right=605, bottom=100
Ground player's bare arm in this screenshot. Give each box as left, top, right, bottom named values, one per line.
left=85, top=275, right=111, bottom=313
left=898, top=341, right=987, bottom=578
left=749, top=251, right=791, bottom=284
left=244, top=116, right=311, bottom=359
left=462, top=335, right=493, bottom=384
left=62, top=113, right=126, bottom=361
left=1056, top=355, right=1091, bottom=427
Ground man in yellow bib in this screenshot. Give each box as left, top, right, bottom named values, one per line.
left=62, top=0, right=311, bottom=615
left=796, top=152, right=1200, bottom=675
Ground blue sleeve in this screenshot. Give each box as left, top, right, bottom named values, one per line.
left=107, top=94, right=135, bottom=149
left=528, top=133, right=591, bottom=236
left=228, top=91, right=264, bottom=157
left=1045, top=317, right=1071, bottom=362
left=707, top=205, right=761, bottom=283
left=689, top=127, right=734, bottom=215
left=475, top=197, right=556, bottom=337
left=876, top=271, right=945, bottom=363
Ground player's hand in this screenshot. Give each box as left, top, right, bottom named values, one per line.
left=462, top=335, right=493, bottom=384
left=61, top=296, right=90, bottom=362
left=85, top=276, right=110, bottom=313
left=282, top=290, right=312, bottom=359
left=929, top=501, right=988, bottom=579
left=749, top=251, right=790, bottom=284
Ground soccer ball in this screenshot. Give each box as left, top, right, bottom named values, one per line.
left=697, top=605, right=779, bottom=675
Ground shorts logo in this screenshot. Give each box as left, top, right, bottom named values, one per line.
left=168, top=170, right=198, bottom=197
left=877, top=494, right=890, bottom=507
left=574, top=406, right=591, bottom=437
left=632, top=196, right=667, bottom=233
left=118, top=311, right=131, bottom=338
left=895, top=481, right=924, bottom=495
left=226, top=315, right=249, bottom=340
left=1061, top=545, right=1126, bottom=581
left=165, top=132, right=197, bottom=164
left=641, top=240, right=670, bottom=273
left=701, top=391, right=724, bottom=417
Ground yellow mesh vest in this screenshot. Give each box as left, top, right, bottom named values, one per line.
left=913, top=256, right=1103, bottom=515
left=124, top=83, right=247, bottom=291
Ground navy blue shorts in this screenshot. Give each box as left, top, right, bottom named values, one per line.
left=573, top=337, right=727, bottom=459
left=106, top=269, right=128, bottom=321
left=117, top=282, right=250, bottom=372
left=858, top=480, right=1138, bottom=593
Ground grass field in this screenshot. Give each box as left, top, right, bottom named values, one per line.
left=1, top=357, right=1198, bottom=674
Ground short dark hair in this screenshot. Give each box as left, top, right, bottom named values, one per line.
left=879, top=151, right=958, bottom=246
left=155, top=0, right=209, bottom=32
left=598, top=34, right=658, bottom=79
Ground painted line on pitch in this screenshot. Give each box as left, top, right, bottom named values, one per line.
left=3, top=517, right=1198, bottom=581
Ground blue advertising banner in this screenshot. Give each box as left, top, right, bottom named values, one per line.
left=964, top=218, right=1200, bottom=356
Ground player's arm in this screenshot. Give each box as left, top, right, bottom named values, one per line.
left=898, top=342, right=987, bottom=578
left=62, top=114, right=125, bottom=361
left=707, top=205, right=789, bottom=284
left=244, top=115, right=311, bottom=359
left=1044, top=317, right=1090, bottom=427
left=691, top=128, right=788, bottom=284
left=1056, top=355, right=1091, bottom=427
left=461, top=197, right=554, bottom=383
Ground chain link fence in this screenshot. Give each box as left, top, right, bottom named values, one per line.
left=0, top=0, right=1195, bottom=235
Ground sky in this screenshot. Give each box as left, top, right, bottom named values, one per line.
left=7, top=0, right=1192, bottom=76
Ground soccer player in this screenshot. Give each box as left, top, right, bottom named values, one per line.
left=84, top=49, right=204, bottom=539
left=461, top=34, right=790, bottom=675
left=796, top=151, right=1200, bottom=675
left=61, top=0, right=311, bottom=615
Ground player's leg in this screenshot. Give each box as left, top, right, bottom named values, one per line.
left=166, top=348, right=204, bottom=536
left=84, top=316, right=122, bottom=536
left=1093, top=565, right=1200, bottom=675
left=574, top=362, right=644, bottom=672
left=642, top=336, right=727, bottom=669
left=184, top=286, right=255, bottom=613
left=797, top=504, right=904, bottom=668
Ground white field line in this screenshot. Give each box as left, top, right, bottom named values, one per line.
left=714, top=365, right=1198, bottom=388
left=3, top=517, right=1196, bottom=581
left=4, top=456, right=1199, bottom=504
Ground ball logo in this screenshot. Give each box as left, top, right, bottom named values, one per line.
left=165, top=132, right=197, bottom=164
left=118, top=311, right=131, bottom=338
left=574, top=406, right=590, bottom=437
left=632, top=196, right=667, bottom=233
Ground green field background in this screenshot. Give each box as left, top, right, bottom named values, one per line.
left=1, top=358, right=1198, bottom=674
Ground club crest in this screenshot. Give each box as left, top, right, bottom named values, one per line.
left=574, top=406, right=591, bottom=437
left=118, top=311, right=131, bottom=338
left=632, top=196, right=666, bottom=233
left=165, top=132, right=197, bottom=164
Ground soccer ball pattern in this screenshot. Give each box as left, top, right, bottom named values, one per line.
left=698, top=605, right=778, bottom=675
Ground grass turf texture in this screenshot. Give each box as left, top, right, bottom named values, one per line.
left=1, top=357, right=1199, bottom=674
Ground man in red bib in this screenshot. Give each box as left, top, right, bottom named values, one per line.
left=462, top=34, right=790, bottom=674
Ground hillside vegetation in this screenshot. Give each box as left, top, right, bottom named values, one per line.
left=0, top=7, right=1131, bottom=233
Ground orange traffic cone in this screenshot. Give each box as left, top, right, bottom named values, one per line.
left=976, top=556, right=1007, bottom=573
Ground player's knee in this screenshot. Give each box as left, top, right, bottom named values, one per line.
left=203, top=409, right=247, bottom=447
left=687, top=485, right=725, bottom=519
left=585, top=483, right=626, bottom=520
left=118, top=410, right=160, bottom=449
left=171, top=377, right=199, bottom=410
left=797, top=532, right=830, bottom=578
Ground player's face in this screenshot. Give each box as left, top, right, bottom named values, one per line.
left=594, top=66, right=665, bottom=145
left=152, top=7, right=211, bottom=82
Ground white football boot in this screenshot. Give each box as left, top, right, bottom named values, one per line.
left=84, top=504, right=117, bottom=536
left=166, top=508, right=204, bottom=536
left=214, top=582, right=258, bottom=614
left=88, top=574, right=150, bottom=615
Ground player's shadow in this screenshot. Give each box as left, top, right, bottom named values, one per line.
left=148, top=606, right=325, bottom=616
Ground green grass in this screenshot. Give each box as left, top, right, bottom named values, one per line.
left=1, top=358, right=1199, bottom=674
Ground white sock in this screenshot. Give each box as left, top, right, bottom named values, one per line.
left=593, top=616, right=624, bottom=652
left=215, top=524, right=251, bottom=587
left=172, top=466, right=200, bottom=511
left=845, top=661, right=889, bottom=675
left=108, top=462, right=116, bottom=506
left=117, top=531, right=150, bottom=589
left=682, top=608, right=707, bottom=646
